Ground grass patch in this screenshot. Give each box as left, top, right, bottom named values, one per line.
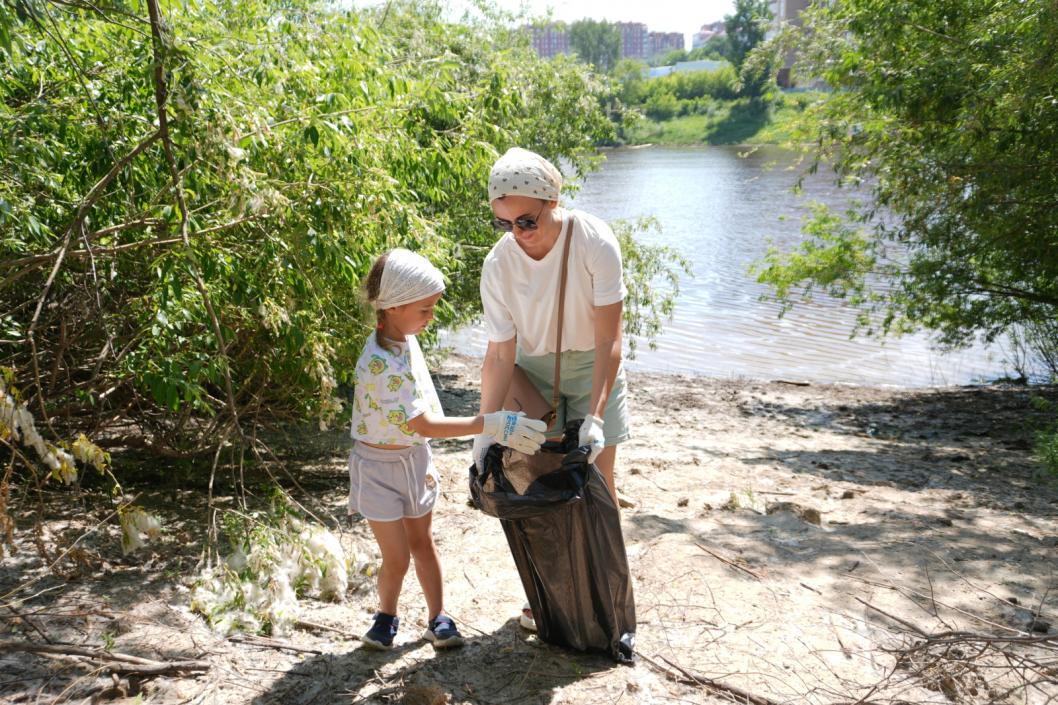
left=625, top=91, right=826, bottom=146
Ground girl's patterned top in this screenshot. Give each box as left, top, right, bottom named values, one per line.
left=350, top=333, right=442, bottom=446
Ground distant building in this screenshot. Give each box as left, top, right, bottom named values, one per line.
left=523, top=20, right=686, bottom=62
left=529, top=23, right=570, bottom=59
left=648, top=31, right=684, bottom=58
left=768, top=0, right=811, bottom=87
left=692, top=21, right=726, bottom=49
left=616, top=21, right=648, bottom=60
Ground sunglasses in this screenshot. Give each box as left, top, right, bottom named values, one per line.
left=492, top=203, right=546, bottom=232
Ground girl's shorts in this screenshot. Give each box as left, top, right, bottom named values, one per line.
left=348, top=442, right=439, bottom=522
left=516, top=348, right=631, bottom=446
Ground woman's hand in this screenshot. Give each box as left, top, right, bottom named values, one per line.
left=482, top=411, right=547, bottom=454
left=578, top=414, right=605, bottom=463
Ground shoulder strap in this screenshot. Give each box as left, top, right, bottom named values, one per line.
left=552, top=215, right=573, bottom=426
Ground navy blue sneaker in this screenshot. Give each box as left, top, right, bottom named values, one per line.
left=423, top=613, right=464, bottom=649
left=362, top=612, right=399, bottom=650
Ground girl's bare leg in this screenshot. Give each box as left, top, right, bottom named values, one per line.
left=367, top=519, right=411, bottom=615
left=403, top=512, right=444, bottom=619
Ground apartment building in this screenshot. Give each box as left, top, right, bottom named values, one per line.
left=648, top=32, right=684, bottom=58
left=524, top=21, right=686, bottom=62
left=768, top=0, right=812, bottom=86
left=529, top=23, right=570, bottom=59
left=616, top=21, right=648, bottom=60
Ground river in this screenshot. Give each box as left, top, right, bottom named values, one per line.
left=441, top=145, right=1008, bottom=387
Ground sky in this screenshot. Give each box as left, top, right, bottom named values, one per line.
left=494, top=0, right=733, bottom=29
left=453, top=1, right=737, bottom=49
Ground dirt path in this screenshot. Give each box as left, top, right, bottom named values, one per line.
left=3, top=355, right=1057, bottom=704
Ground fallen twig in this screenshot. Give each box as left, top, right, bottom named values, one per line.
left=228, top=633, right=322, bottom=655
left=295, top=618, right=361, bottom=640
left=3, top=604, right=53, bottom=643
left=0, top=639, right=210, bottom=674
left=695, top=543, right=763, bottom=580
left=855, top=597, right=928, bottom=636
left=639, top=652, right=782, bottom=705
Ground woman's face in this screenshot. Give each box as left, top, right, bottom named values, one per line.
left=491, top=196, right=556, bottom=256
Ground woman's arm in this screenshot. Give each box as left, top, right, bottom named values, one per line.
left=479, top=336, right=518, bottom=415
left=589, top=301, right=623, bottom=418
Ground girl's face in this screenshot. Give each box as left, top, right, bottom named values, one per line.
left=383, top=292, right=443, bottom=339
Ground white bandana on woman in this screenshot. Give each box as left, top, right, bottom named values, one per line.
left=372, top=248, right=445, bottom=310
left=488, top=147, right=563, bottom=202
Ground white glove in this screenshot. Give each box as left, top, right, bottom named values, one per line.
left=482, top=411, right=547, bottom=455
left=578, top=414, right=605, bottom=464
left=472, top=434, right=494, bottom=472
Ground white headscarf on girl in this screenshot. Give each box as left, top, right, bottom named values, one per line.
left=488, top=147, right=563, bottom=202
left=371, top=248, right=445, bottom=310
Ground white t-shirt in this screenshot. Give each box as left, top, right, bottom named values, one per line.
left=350, top=334, right=441, bottom=445
left=480, top=208, right=625, bottom=356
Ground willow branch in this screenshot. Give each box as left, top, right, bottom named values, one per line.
left=145, top=0, right=243, bottom=439
left=23, top=130, right=162, bottom=426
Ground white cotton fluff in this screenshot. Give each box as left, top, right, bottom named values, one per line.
left=120, top=507, right=162, bottom=554
left=306, top=527, right=347, bottom=602
left=191, top=516, right=353, bottom=636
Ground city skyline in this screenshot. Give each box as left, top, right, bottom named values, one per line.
left=468, top=0, right=736, bottom=49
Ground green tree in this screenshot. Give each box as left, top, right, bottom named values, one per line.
left=755, top=0, right=1058, bottom=471
left=724, top=0, right=773, bottom=97
left=0, top=0, right=617, bottom=457
left=757, top=0, right=1058, bottom=345
left=690, top=35, right=730, bottom=61
left=568, top=18, right=621, bottom=73
left=612, top=58, right=649, bottom=105
left=0, top=0, right=682, bottom=477
left=655, top=49, right=687, bottom=67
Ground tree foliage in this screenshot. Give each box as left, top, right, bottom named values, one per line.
left=617, top=64, right=739, bottom=121
left=724, top=0, right=774, bottom=97
left=757, top=0, right=1058, bottom=350
left=568, top=18, right=621, bottom=74
left=0, top=0, right=670, bottom=472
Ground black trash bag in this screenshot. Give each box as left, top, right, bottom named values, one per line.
left=469, top=423, right=636, bottom=663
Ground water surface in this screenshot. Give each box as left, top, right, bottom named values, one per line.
left=443, top=146, right=1006, bottom=386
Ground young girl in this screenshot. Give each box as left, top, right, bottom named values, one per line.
left=350, top=248, right=546, bottom=650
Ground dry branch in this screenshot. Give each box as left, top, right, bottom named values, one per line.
left=295, top=618, right=362, bottom=641
left=0, top=639, right=210, bottom=675
left=640, top=652, right=783, bottom=705
left=228, top=633, right=323, bottom=655
left=696, top=542, right=763, bottom=580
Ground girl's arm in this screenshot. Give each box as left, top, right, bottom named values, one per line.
left=405, top=412, right=484, bottom=439
left=406, top=408, right=547, bottom=450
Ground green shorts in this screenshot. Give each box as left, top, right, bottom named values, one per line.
left=516, top=348, right=631, bottom=446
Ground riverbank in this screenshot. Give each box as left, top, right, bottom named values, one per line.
left=3, top=355, right=1057, bottom=704
left=624, top=92, right=819, bottom=146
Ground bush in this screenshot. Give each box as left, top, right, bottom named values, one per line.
left=0, top=0, right=615, bottom=455
left=644, top=92, right=680, bottom=121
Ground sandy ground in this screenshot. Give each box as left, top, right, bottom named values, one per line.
left=2, top=354, right=1058, bottom=705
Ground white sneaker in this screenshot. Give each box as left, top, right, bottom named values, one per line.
left=519, top=602, right=537, bottom=632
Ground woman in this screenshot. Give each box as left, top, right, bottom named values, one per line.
left=472, top=147, right=631, bottom=631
